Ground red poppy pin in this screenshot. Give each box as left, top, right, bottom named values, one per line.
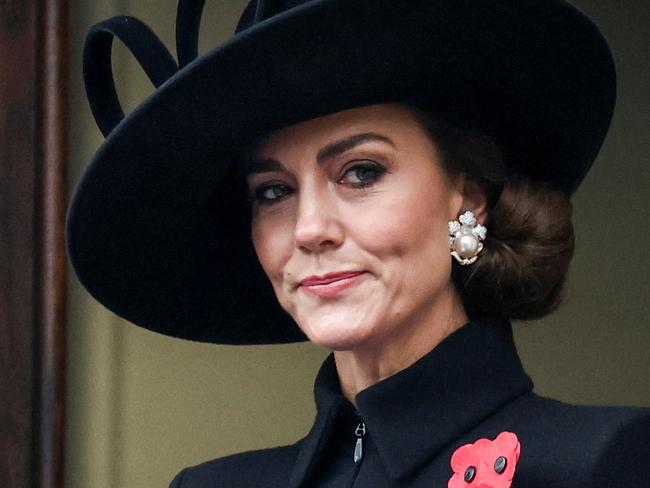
left=448, top=432, right=521, bottom=488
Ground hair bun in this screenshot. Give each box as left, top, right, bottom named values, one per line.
left=454, top=180, right=574, bottom=320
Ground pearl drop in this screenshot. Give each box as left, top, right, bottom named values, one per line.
left=453, top=233, right=479, bottom=258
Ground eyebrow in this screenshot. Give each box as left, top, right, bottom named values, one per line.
left=316, top=132, right=395, bottom=164
left=242, top=132, right=395, bottom=176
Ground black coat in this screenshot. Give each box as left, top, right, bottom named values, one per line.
left=169, top=321, right=650, bottom=487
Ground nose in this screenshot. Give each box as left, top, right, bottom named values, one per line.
left=293, top=186, right=344, bottom=253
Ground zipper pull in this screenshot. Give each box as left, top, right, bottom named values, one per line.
left=353, top=421, right=366, bottom=463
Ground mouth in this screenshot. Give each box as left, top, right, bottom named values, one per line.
left=298, top=271, right=366, bottom=298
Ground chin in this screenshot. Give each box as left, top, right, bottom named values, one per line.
left=298, top=314, right=379, bottom=351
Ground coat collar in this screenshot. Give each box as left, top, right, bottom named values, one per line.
left=288, top=319, right=533, bottom=486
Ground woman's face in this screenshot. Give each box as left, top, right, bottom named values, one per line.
left=246, top=104, right=469, bottom=351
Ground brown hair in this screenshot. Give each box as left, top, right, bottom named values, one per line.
left=412, top=107, right=575, bottom=320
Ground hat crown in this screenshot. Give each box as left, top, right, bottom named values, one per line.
left=235, top=0, right=312, bottom=32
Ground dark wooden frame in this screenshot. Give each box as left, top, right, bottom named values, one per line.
left=0, top=1, right=68, bottom=487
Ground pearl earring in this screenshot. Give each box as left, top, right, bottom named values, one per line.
left=448, top=211, right=487, bottom=265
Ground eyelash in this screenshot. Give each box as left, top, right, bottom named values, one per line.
left=250, top=160, right=387, bottom=205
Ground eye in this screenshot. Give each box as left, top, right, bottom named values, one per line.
left=338, top=161, right=387, bottom=187
left=251, top=183, right=293, bottom=204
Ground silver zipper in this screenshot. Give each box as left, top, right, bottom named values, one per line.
left=353, top=421, right=366, bottom=463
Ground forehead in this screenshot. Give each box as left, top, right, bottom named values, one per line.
left=251, top=103, right=432, bottom=159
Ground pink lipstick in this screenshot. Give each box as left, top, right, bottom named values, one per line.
left=299, top=271, right=366, bottom=298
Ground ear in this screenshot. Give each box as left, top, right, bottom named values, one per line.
left=459, top=178, right=488, bottom=223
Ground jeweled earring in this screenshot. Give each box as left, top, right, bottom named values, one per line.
left=448, top=210, right=487, bottom=265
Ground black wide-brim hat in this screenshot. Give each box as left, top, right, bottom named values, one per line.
left=67, top=0, right=615, bottom=344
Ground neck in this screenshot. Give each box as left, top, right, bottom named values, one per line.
left=333, top=290, right=468, bottom=406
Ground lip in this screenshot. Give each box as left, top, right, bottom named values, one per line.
left=299, top=271, right=366, bottom=298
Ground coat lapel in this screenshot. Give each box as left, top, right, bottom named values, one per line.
left=289, top=319, right=533, bottom=486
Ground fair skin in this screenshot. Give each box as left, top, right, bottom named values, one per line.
left=245, top=104, right=487, bottom=404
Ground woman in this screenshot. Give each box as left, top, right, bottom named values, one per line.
left=68, top=0, right=650, bottom=486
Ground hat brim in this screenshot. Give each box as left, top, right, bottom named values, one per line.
left=67, top=0, right=615, bottom=344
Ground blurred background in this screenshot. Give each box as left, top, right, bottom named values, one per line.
left=46, top=0, right=650, bottom=486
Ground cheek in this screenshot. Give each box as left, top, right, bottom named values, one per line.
left=251, top=216, right=292, bottom=283
left=355, top=187, right=452, bottom=266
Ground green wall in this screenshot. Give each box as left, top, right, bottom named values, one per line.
left=66, top=2, right=650, bottom=487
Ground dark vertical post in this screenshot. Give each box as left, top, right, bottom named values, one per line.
left=0, top=1, right=68, bottom=487
left=34, top=1, right=68, bottom=487
left=0, top=2, right=39, bottom=485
